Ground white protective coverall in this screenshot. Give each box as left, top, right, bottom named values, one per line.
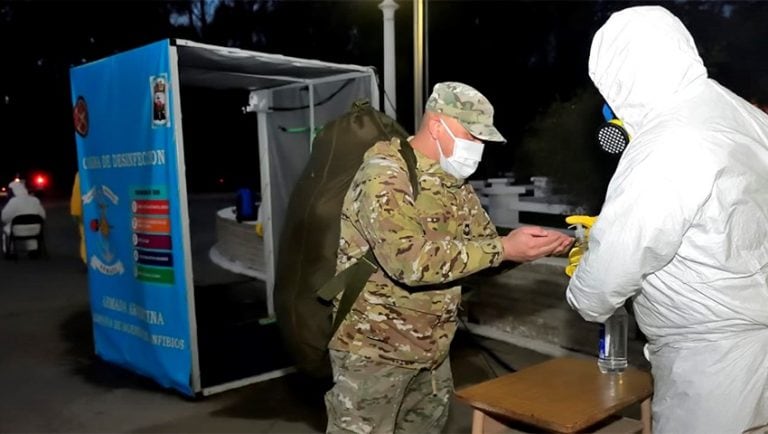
left=566, top=6, right=768, bottom=434
left=2, top=181, right=46, bottom=251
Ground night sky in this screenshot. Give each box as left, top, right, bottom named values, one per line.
left=2, top=0, right=767, bottom=203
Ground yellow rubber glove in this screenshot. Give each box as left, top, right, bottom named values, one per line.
left=564, top=215, right=598, bottom=277
left=255, top=222, right=264, bottom=238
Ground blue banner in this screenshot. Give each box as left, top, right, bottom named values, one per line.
left=70, top=40, right=194, bottom=396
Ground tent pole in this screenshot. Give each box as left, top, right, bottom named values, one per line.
left=268, top=72, right=373, bottom=93
left=369, top=72, right=380, bottom=111
left=308, top=83, right=316, bottom=151
left=256, top=90, right=276, bottom=318
left=169, top=45, right=202, bottom=394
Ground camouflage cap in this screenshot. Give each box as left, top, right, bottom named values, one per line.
left=425, top=82, right=506, bottom=143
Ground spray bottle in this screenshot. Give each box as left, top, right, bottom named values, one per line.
left=564, top=215, right=627, bottom=373
left=564, top=215, right=596, bottom=277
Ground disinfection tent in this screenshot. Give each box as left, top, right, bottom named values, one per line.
left=69, top=39, right=379, bottom=396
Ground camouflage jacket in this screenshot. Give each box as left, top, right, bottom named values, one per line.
left=328, top=137, right=504, bottom=370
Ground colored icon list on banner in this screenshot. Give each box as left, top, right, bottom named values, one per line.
left=131, top=186, right=174, bottom=284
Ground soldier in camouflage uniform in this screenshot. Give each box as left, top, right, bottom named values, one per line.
left=325, top=82, right=573, bottom=434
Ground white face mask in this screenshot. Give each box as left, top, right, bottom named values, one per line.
left=436, top=118, right=484, bottom=180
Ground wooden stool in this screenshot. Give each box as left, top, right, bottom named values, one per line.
left=455, top=357, right=653, bottom=434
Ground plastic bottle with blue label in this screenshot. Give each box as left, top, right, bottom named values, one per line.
left=598, top=305, right=628, bottom=374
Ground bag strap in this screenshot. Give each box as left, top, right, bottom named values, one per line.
left=317, top=249, right=377, bottom=335
left=397, top=139, right=420, bottom=200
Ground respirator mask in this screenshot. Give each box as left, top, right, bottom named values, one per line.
left=597, top=103, right=630, bottom=154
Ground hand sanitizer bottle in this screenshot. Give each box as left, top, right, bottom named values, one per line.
left=598, top=305, right=628, bottom=373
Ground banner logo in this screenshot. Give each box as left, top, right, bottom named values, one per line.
left=85, top=184, right=124, bottom=276
left=73, top=96, right=89, bottom=137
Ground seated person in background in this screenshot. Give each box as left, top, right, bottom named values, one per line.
left=2, top=180, right=46, bottom=254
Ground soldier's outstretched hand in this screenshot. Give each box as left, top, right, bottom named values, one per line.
left=501, top=226, right=574, bottom=263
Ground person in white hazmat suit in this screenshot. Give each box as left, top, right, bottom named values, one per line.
left=2, top=180, right=46, bottom=254
left=566, top=6, right=768, bottom=434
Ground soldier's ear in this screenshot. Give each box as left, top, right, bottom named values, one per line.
left=426, top=115, right=441, bottom=141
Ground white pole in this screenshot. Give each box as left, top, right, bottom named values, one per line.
left=413, top=0, right=424, bottom=129
left=379, top=0, right=398, bottom=119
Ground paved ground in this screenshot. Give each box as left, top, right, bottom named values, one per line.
left=2, top=195, right=573, bottom=433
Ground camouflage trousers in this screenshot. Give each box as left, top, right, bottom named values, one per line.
left=325, top=350, right=453, bottom=434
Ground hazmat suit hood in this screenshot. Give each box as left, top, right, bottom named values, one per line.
left=8, top=180, right=29, bottom=198
left=588, top=6, right=708, bottom=137
left=568, top=5, right=768, bottom=433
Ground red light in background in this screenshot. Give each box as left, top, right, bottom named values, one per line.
left=27, top=172, right=50, bottom=190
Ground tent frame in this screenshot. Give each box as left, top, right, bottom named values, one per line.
left=170, top=39, right=380, bottom=395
